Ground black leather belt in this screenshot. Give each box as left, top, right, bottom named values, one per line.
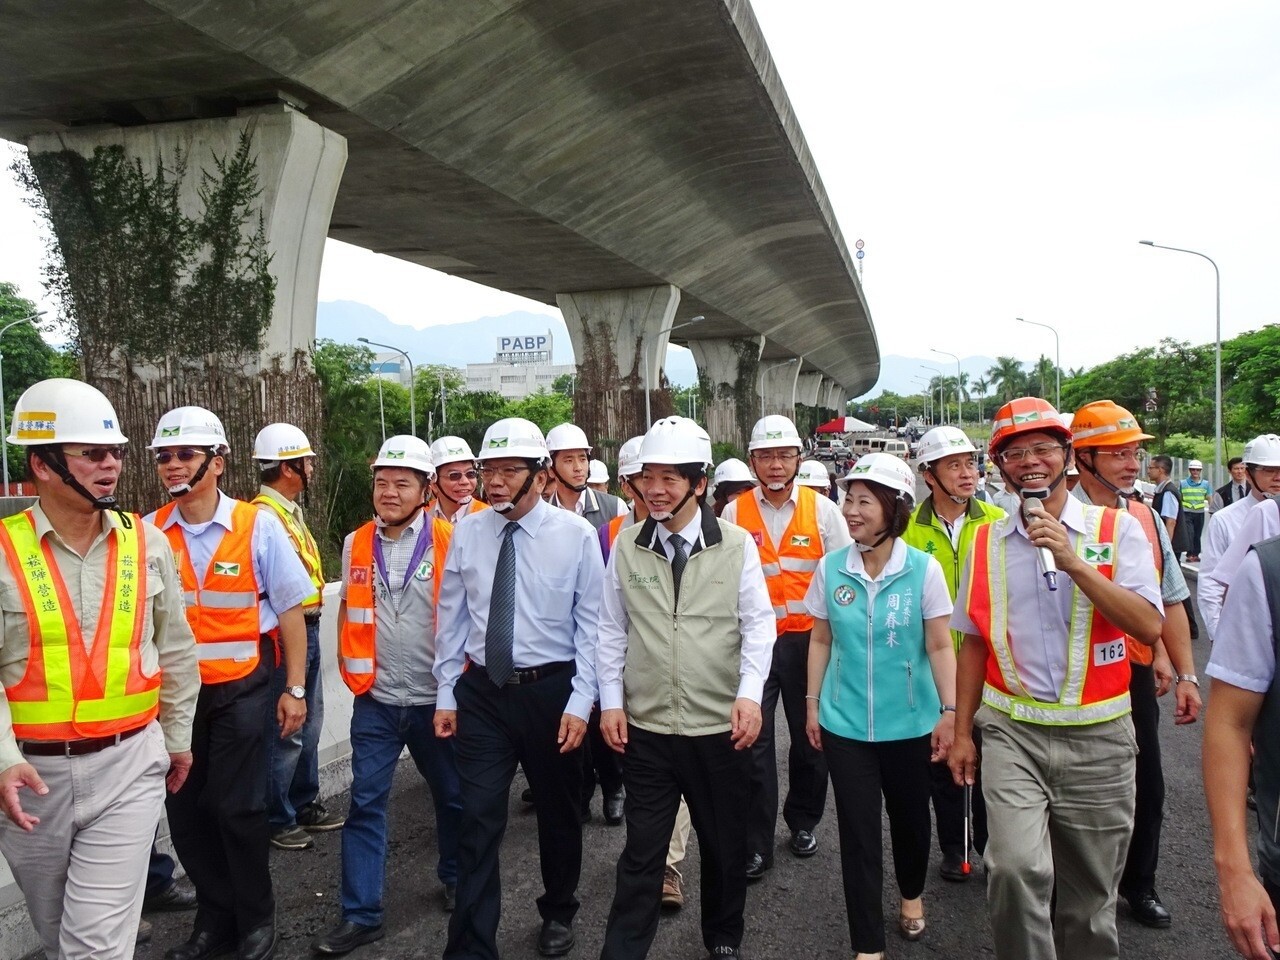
left=303, top=611, right=323, bottom=623
left=469, top=661, right=573, bottom=686
left=19, top=724, right=147, bottom=757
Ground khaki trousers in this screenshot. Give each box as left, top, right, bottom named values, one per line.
left=665, top=797, right=692, bottom=872
left=0, top=721, right=169, bottom=960
left=978, top=706, right=1137, bottom=960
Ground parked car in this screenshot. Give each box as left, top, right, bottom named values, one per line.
left=815, top=438, right=851, bottom=462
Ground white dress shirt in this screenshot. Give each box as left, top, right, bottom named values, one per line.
left=949, top=494, right=1162, bottom=702
left=1208, top=549, right=1276, bottom=692
left=721, top=484, right=852, bottom=553
left=596, top=510, right=777, bottom=712
left=1211, top=498, right=1280, bottom=592
left=1198, top=493, right=1266, bottom=640
left=433, top=499, right=603, bottom=720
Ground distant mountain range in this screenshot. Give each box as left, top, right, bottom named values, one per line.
left=316, top=300, right=1001, bottom=398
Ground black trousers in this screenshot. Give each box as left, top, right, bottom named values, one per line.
left=166, top=641, right=273, bottom=939
left=601, top=726, right=751, bottom=960
left=1121, top=662, right=1164, bottom=898
left=445, top=666, right=583, bottom=960
left=747, top=631, right=829, bottom=855
left=581, top=706, right=624, bottom=810
left=825, top=730, right=933, bottom=954
left=1185, top=511, right=1205, bottom=557
left=930, top=725, right=988, bottom=857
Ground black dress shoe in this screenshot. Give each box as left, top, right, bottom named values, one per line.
left=939, top=851, right=969, bottom=882
left=745, top=852, right=772, bottom=882
left=238, top=922, right=278, bottom=960
left=442, top=884, right=457, bottom=912
left=1128, top=892, right=1172, bottom=928
left=312, top=920, right=385, bottom=955
left=145, top=878, right=198, bottom=912
left=521, top=787, right=535, bottom=804
left=604, top=790, right=625, bottom=825
left=789, top=829, right=818, bottom=858
left=708, top=947, right=740, bottom=959
left=537, top=920, right=575, bottom=957
left=164, top=929, right=236, bottom=960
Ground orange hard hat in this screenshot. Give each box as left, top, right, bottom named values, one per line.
left=989, top=397, right=1071, bottom=456
left=1070, top=400, right=1153, bottom=449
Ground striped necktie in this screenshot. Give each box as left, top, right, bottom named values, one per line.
left=486, top=522, right=518, bottom=686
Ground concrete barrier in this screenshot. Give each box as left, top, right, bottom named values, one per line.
left=0, top=582, right=355, bottom=959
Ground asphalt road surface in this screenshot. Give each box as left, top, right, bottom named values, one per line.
left=134, top=595, right=1241, bottom=960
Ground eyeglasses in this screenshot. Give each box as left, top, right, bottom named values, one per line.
left=154, top=448, right=206, bottom=465
left=64, top=446, right=128, bottom=463
left=751, top=452, right=800, bottom=464
left=1092, top=449, right=1144, bottom=464
left=479, top=465, right=530, bottom=482
left=997, top=442, right=1065, bottom=465
left=441, top=470, right=478, bottom=482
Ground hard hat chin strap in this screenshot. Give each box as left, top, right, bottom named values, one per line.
left=552, top=464, right=588, bottom=494
left=1076, top=451, right=1138, bottom=502
left=925, top=464, right=969, bottom=506
left=42, top=447, right=119, bottom=512
left=167, top=448, right=219, bottom=499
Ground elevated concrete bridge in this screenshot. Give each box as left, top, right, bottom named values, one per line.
left=1, top=0, right=875, bottom=444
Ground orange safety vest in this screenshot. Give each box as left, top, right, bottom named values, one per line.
left=253, top=493, right=323, bottom=611
left=606, top=514, right=625, bottom=548
left=966, top=504, right=1132, bottom=725
left=734, top=486, right=825, bottom=633
left=340, top=514, right=452, bottom=695
left=155, top=500, right=264, bottom=685
left=1122, top=499, right=1163, bottom=667
left=0, top=510, right=159, bottom=740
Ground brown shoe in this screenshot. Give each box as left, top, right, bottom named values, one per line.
left=661, top=866, right=684, bottom=909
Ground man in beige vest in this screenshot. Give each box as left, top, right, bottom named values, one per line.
left=597, top=417, right=775, bottom=960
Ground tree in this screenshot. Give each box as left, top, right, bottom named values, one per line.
left=971, top=376, right=990, bottom=422
left=0, top=282, right=63, bottom=482
left=987, top=356, right=1027, bottom=404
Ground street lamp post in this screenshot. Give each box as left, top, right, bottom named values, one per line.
left=439, top=371, right=447, bottom=428
left=1139, top=241, right=1222, bottom=482
left=760, top=358, right=800, bottom=419
left=932, top=348, right=963, bottom=425
left=1016, top=317, right=1061, bottom=411
left=911, top=376, right=932, bottom=423
left=359, top=338, right=416, bottom=438
left=0, top=311, right=47, bottom=494
left=644, top=315, right=704, bottom=427
left=920, top=365, right=945, bottom=424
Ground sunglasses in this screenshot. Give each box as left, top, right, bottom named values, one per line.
left=154, top=448, right=207, bottom=465
left=441, top=470, right=478, bottom=482
left=64, top=446, right=128, bottom=463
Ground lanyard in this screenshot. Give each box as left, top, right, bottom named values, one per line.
left=373, top=525, right=434, bottom=592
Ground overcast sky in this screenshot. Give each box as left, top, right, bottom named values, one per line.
left=2, top=0, right=1277, bottom=385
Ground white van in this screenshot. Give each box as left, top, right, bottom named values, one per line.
left=882, top=439, right=910, bottom=460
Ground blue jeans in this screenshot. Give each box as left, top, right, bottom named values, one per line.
left=342, top=695, right=461, bottom=926
left=266, top=618, right=324, bottom=828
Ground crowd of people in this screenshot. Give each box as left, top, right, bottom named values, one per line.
left=0, top=375, right=1278, bottom=960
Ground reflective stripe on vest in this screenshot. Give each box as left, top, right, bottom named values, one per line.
left=0, top=510, right=159, bottom=739
left=340, top=516, right=451, bottom=695
left=156, top=500, right=264, bottom=685
left=734, top=486, right=824, bottom=633
left=1180, top=480, right=1209, bottom=512
left=1122, top=499, right=1163, bottom=668
left=967, top=504, right=1132, bottom=725
left=254, top=493, right=323, bottom=610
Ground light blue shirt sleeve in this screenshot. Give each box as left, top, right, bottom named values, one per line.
left=433, top=524, right=472, bottom=713
left=252, top=509, right=315, bottom=630
left=1151, top=514, right=1190, bottom=604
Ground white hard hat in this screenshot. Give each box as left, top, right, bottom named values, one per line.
left=372, top=435, right=435, bottom=476
left=639, top=416, right=713, bottom=468
left=254, top=423, right=314, bottom=464
left=149, top=406, right=228, bottom=452
left=838, top=452, right=916, bottom=503
left=1244, top=435, right=1280, bottom=468
left=7, top=378, right=128, bottom=446
left=588, top=459, right=609, bottom=484
left=430, top=436, right=476, bottom=469
left=917, top=426, right=977, bottom=464
left=545, top=423, right=592, bottom=453
left=617, top=436, right=645, bottom=478
left=1187, top=459, right=1203, bottom=470
left=478, top=418, right=550, bottom=463
left=712, top=458, right=753, bottom=486
left=797, top=460, right=832, bottom=488
left=748, top=415, right=803, bottom=452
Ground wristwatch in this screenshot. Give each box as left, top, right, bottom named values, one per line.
left=287, top=685, right=306, bottom=700
left=1175, top=674, right=1199, bottom=687
left=939, top=704, right=957, bottom=715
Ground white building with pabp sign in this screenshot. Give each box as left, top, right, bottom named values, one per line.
left=465, top=330, right=576, bottom=399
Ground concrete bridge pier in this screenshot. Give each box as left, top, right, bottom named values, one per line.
left=557, top=285, right=680, bottom=446
left=793, top=371, right=825, bottom=437
left=687, top=335, right=764, bottom=451
left=759, top=357, right=802, bottom=421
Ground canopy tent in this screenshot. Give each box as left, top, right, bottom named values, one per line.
left=815, top=416, right=878, bottom=434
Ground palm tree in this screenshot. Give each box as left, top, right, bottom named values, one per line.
left=1032, top=355, right=1057, bottom=402
left=971, top=376, right=990, bottom=422
left=987, top=356, right=1026, bottom=404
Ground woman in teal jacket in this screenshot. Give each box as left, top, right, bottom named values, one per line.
left=804, top=453, right=957, bottom=960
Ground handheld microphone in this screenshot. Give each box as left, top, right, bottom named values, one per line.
left=1021, top=491, right=1058, bottom=591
